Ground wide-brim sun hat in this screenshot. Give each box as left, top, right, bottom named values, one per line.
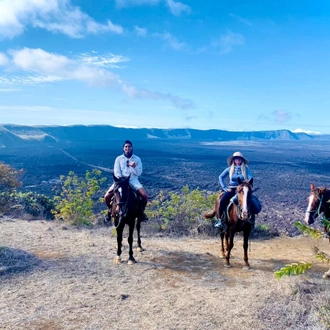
left=227, top=151, right=249, bottom=166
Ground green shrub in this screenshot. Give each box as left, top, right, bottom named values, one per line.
left=0, top=162, right=23, bottom=213
left=13, top=192, right=55, bottom=219
left=147, top=186, right=218, bottom=235
left=53, top=169, right=106, bottom=226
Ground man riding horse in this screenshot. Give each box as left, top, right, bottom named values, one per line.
left=104, top=140, right=148, bottom=223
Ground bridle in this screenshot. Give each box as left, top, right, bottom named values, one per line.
left=234, top=185, right=253, bottom=222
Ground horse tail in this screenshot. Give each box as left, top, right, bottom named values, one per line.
left=203, top=192, right=223, bottom=219
left=203, top=210, right=216, bottom=219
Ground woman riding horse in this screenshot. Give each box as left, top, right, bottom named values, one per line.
left=204, top=178, right=255, bottom=269
left=214, top=151, right=261, bottom=230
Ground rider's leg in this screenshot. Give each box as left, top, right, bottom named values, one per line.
left=214, top=190, right=235, bottom=229
left=104, top=187, right=114, bottom=222
left=104, top=190, right=114, bottom=209
left=137, top=187, right=148, bottom=221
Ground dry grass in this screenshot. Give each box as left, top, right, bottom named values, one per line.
left=0, top=218, right=330, bottom=330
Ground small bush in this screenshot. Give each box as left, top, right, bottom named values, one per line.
left=12, top=192, right=55, bottom=219
left=53, top=169, right=106, bottom=226
left=147, top=186, right=218, bottom=236
left=0, top=162, right=23, bottom=213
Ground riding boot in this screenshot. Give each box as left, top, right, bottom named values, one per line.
left=139, top=206, right=148, bottom=222
left=104, top=209, right=112, bottom=223
left=214, top=212, right=227, bottom=232
left=139, top=197, right=149, bottom=222
left=104, top=197, right=114, bottom=224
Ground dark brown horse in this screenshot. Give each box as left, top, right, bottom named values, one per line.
left=304, top=183, right=330, bottom=279
left=204, top=178, right=254, bottom=269
left=111, top=174, right=143, bottom=265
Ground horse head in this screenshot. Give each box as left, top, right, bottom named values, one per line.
left=236, top=178, right=253, bottom=221
left=304, top=183, right=327, bottom=225
left=112, top=174, right=131, bottom=219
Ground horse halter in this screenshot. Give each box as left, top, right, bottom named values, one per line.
left=307, top=191, right=324, bottom=217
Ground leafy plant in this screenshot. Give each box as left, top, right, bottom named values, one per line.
left=294, top=221, right=323, bottom=239
left=53, top=169, right=106, bottom=226
left=0, top=162, right=23, bottom=212
left=147, top=186, right=218, bottom=235
left=274, top=262, right=312, bottom=280
left=274, top=221, right=330, bottom=280
left=12, top=192, right=55, bottom=219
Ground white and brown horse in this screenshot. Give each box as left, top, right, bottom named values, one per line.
left=304, top=183, right=330, bottom=279
left=204, top=178, right=254, bottom=269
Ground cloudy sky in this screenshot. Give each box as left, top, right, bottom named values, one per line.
left=0, top=0, right=329, bottom=133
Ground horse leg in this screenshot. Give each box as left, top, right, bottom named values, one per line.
left=219, top=232, right=225, bottom=258
left=242, top=228, right=251, bottom=270
left=136, top=219, right=143, bottom=252
left=322, top=268, right=330, bottom=279
left=224, top=232, right=234, bottom=268
left=127, top=223, right=136, bottom=264
left=114, top=223, right=124, bottom=264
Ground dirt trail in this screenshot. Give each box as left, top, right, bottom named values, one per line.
left=0, top=219, right=329, bottom=330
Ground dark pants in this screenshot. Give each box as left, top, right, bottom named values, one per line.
left=218, top=189, right=236, bottom=218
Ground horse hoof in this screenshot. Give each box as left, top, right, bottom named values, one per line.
left=224, top=264, right=232, bottom=268
left=322, top=273, right=330, bottom=279
left=219, top=253, right=225, bottom=259
left=113, top=256, right=121, bottom=264
left=136, top=247, right=144, bottom=252
left=128, top=258, right=136, bottom=265
left=243, top=266, right=251, bottom=270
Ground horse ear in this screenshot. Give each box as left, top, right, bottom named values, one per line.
left=238, top=177, right=242, bottom=184
left=113, top=173, right=118, bottom=182
left=310, top=183, right=315, bottom=190
left=249, top=178, right=253, bottom=187
left=320, top=187, right=326, bottom=194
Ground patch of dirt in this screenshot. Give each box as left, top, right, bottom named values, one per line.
left=0, top=219, right=330, bottom=330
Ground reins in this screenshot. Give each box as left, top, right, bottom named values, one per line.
left=113, top=185, right=131, bottom=228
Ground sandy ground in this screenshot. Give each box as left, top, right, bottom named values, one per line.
left=1, top=218, right=330, bottom=330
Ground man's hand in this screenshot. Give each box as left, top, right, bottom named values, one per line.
left=129, top=161, right=136, bottom=168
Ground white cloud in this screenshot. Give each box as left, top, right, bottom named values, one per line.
left=0, top=53, right=9, bottom=66
left=166, top=0, right=191, bottom=16
left=0, top=88, right=20, bottom=92
left=0, top=0, right=123, bottom=39
left=154, top=32, right=187, bottom=51
left=271, top=110, right=292, bottom=124
left=292, top=128, right=322, bottom=135
left=115, top=0, right=160, bottom=8
left=229, top=13, right=253, bottom=27
left=0, top=47, right=194, bottom=109
left=77, top=52, right=130, bottom=69
left=134, top=25, right=147, bottom=36
left=212, top=30, right=245, bottom=54
left=116, top=0, right=191, bottom=16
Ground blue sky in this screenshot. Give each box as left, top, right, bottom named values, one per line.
left=0, top=0, right=330, bottom=133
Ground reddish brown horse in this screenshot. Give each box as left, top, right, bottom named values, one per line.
left=204, top=178, right=254, bottom=269
left=304, top=183, right=330, bottom=279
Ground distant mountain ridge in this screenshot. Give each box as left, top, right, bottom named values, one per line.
left=0, top=124, right=329, bottom=148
